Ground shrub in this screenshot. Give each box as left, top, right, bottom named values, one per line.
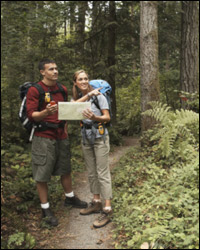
left=112, top=102, right=199, bottom=249
left=142, top=101, right=199, bottom=159
left=116, top=77, right=141, bottom=135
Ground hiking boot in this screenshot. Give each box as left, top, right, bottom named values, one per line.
left=64, top=195, right=88, bottom=208
left=80, top=200, right=102, bottom=215
left=42, top=208, right=58, bottom=227
left=93, top=208, right=113, bottom=228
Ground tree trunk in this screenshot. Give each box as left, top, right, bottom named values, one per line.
left=90, top=1, right=99, bottom=75
left=69, top=1, right=76, bottom=36
left=140, top=1, right=160, bottom=132
left=180, top=1, right=199, bottom=94
left=76, top=1, right=87, bottom=53
left=108, top=1, right=117, bottom=125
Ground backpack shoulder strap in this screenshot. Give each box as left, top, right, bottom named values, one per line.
left=33, top=83, right=45, bottom=94
left=32, top=83, right=45, bottom=111
left=56, top=82, right=67, bottom=101
left=91, top=96, right=100, bottom=110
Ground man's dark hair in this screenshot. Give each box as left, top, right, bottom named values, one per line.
left=38, top=58, right=56, bottom=71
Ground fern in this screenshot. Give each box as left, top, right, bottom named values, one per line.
left=142, top=102, right=199, bottom=158
left=143, top=101, right=174, bottom=124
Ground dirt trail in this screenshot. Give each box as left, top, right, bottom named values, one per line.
left=44, top=136, right=140, bottom=249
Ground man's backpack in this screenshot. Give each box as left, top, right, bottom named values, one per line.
left=19, top=82, right=67, bottom=140
left=89, top=79, right=112, bottom=123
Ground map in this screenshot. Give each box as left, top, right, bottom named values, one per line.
left=58, top=102, right=91, bottom=120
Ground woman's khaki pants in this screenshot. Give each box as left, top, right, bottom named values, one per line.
left=82, top=135, right=112, bottom=200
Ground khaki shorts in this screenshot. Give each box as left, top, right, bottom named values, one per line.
left=31, top=136, right=71, bottom=182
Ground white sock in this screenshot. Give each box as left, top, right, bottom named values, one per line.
left=104, top=206, right=112, bottom=211
left=41, top=202, right=50, bottom=209
left=93, top=199, right=101, bottom=203
left=65, top=191, right=74, bottom=198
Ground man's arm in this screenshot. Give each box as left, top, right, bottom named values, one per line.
left=26, top=86, right=57, bottom=123
left=32, top=104, right=57, bottom=122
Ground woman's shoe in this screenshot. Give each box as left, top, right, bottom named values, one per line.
left=80, top=200, right=102, bottom=215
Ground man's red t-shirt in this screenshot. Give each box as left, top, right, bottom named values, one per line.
left=26, top=81, right=68, bottom=140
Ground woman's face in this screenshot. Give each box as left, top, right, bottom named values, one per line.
left=75, top=72, right=89, bottom=91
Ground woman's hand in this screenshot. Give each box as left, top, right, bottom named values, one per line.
left=82, top=109, right=96, bottom=120
left=88, top=87, right=102, bottom=97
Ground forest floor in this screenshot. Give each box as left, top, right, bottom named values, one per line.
left=33, top=136, right=140, bottom=249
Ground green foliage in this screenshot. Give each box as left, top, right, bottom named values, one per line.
left=159, top=70, right=180, bottom=109
left=108, top=127, right=123, bottom=146
left=7, top=231, right=35, bottom=249
left=1, top=135, right=84, bottom=248
left=112, top=147, right=199, bottom=249
left=177, top=91, right=199, bottom=112
left=116, top=77, right=141, bottom=135
left=1, top=1, right=197, bottom=248
left=2, top=146, right=38, bottom=213
left=71, top=144, right=85, bottom=173
left=142, top=101, right=199, bottom=158
left=112, top=102, right=199, bottom=249
left=158, top=1, right=182, bottom=110
left=67, top=122, right=86, bottom=171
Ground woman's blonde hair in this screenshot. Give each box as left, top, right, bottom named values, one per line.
left=72, top=70, right=93, bottom=100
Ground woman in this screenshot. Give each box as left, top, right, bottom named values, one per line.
left=72, top=70, right=113, bottom=228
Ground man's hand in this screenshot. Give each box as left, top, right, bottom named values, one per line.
left=46, top=103, right=58, bottom=115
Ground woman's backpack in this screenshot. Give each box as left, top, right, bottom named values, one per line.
left=89, top=80, right=112, bottom=123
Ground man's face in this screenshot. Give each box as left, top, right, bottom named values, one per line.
left=40, top=63, right=58, bottom=81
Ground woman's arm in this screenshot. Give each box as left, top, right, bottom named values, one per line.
left=82, top=109, right=110, bottom=123
left=74, top=88, right=102, bottom=102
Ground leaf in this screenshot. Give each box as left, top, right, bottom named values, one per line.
left=140, top=242, right=149, bottom=249
left=1, top=150, right=6, bottom=156
left=132, top=206, right=142, bottom=211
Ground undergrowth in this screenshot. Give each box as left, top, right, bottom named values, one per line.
left=112, top=103, right=199, bottom=249
left=1, top=137, right=85, bottom=249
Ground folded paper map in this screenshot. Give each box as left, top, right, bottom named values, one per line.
left=58, top=102, right=91, bottom=120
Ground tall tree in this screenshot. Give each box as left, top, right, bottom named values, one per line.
left=69, top=1, right=76, bottom=36
left=107, top=1, right=117, bottom=124
left=180, top=1, right=199, bottom=94
left=90, top=1, right=101, bottom=75
left=140, top=1, right=160, bottom=132
left=76, top=1, right=88, bottom=54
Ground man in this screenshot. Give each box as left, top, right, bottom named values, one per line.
left=26, top=58, right=87, bottom=227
